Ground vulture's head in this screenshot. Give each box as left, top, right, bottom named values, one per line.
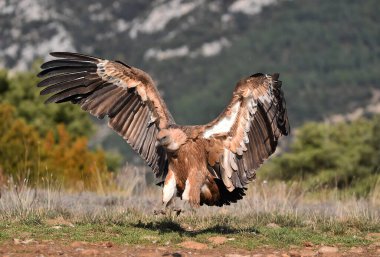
left=156, top=128, right=187, bottom=152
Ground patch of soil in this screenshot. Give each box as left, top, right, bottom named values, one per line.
left=1, top=239, right=380, bottom=257
left=208, top=236, right=228, bottom=245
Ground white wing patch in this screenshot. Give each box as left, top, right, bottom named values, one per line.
left=204, top=101, right=240, bottom=138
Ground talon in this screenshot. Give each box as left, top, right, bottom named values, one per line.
left=173, top=208, right=183, bottom=216
left=154, top=210, right=166, bottom=215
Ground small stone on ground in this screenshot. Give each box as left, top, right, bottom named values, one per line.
left=179, top=240, right=208, bottom=250
left=318, top=246, right=339, bottom=254
left=349, top=247, right=364, bottom=254
left=225, top=254, right=250, bottom=257
left=366, top=233, right=380, bottom=241
left=80, top=249, right=100, bottom=255
left=208, top=236, right=228, bottom=245
left=299, top=249, right=317, bottom=256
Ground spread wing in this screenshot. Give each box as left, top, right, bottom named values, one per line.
left=37, top=52, right=175, bottom=181
left=203, top=73, right=290, bottom=191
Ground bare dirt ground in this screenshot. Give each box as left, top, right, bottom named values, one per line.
left=1, top=238, right=380, bottom=257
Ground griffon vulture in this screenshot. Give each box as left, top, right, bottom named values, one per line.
left=37, top=52, right=290, bottom=208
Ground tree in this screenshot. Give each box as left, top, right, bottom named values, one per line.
left=0, top=103, right=112, bottom=191
left=0, top=67, right=94, bottom=138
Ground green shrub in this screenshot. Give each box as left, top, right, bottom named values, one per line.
left=261, top=116, right=380, bottom=196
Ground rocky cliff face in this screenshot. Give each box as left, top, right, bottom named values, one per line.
left=0, top=0, right=277, bottom=70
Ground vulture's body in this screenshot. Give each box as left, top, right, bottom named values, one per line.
left=37, top=52, right=290, bottom=207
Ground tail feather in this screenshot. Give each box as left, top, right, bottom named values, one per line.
left=214, top=178, right=246, bottom=206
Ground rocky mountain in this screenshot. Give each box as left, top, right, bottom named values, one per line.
left=0, top=0, right=276, bottom=70
left=1, top=0, right=379, bottom=157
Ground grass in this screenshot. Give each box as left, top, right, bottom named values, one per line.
left=0, top=177, right=379, bottom=250
left=0, top=215, right=377, bottom=250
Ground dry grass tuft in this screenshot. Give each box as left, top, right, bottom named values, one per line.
left=0, top=168, right=379, bottom=232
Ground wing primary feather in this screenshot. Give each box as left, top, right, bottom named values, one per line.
left=259, top=104, right=278, bottom=151
left=37, top=71, right=88, bottom=87
left=244, top=140, right=255, bottom=170
left=256, top=108, right=272, bottom=156
left=250, top=121, right=262, bottom=168
left=236, top=157, right=249, bottom=185
left=127, top=106, right=144, bottom=145
left=50, top=52, right=100, bottom=62
left=40, top=78, right=87, bottom=95
left=131, top=106, right=149, bottom=141
left=92, top=87, right=124, bottom=118
left=108, top=94, right=136, bottom=131
left=45, top=85, right=84, bottom=104
left=247, top=128, right=259, bottom=167
left=81, top=84, right=115, bottom=110
left=156, top=146, right=168, bottom=177
left=38, top=66, right=97, bottom=78
left=142, top=124, right=155, bottom=159
left=84, top=84, right=117, bottom=104
left=83, top=86, right=120, bottom=112
left=147, top=129, right=158, bottom=165
left=48, top=80, right=105, bottom=104
left=41, top=59, right=97, bottom=69
left=108, top=90, right=131, bottom=118
left=134, top=108, right=150, bottom=153
left=253, top=123, right=266, bottom=162
left=125, top=103, right=144, bottom=140
left=120, top=97, right=141, bottom=136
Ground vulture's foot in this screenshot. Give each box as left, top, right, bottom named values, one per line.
left=153, top=207, right=182, bottom=216
left=153, top=209, right=166, bottom=215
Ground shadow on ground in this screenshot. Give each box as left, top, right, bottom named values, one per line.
left=133, top=219, right=260, bottom=236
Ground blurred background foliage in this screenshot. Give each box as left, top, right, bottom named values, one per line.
left=0, top=66, right=94, bottom=138
left=0, top=70, right=115, bottom=191
left=261, top=116, right=380, bottom=197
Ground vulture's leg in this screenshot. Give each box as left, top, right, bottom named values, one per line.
left=154, top=170, right=178, bottom=215
left=162, top=170, right=177, bottom=207
left=182, top=171, right=205, bottom=208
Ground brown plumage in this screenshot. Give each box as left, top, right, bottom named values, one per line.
left=37, top=52, right=290, bottom=207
